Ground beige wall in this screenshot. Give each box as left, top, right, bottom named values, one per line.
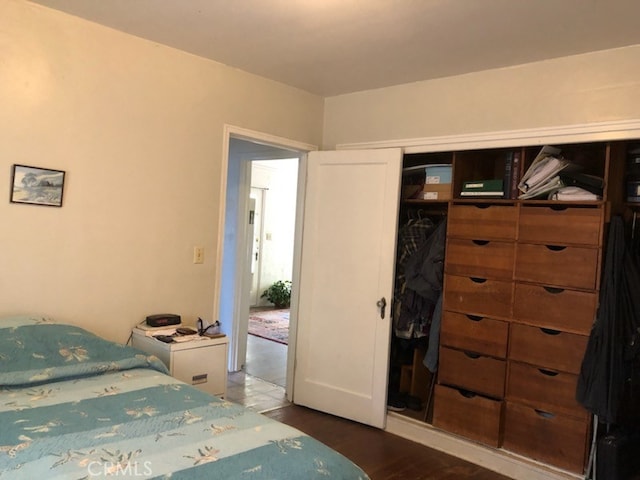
left=4, top=0, right=639, bottom=345
left=323, top=46, right=640, bottom=148
left=0, top=0, right=323, bottom=342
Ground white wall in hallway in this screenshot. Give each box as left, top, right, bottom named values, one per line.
left=251, top=159, right=298, bottom=305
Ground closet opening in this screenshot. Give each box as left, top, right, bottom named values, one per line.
left=387, top=151, right=451, bottom=424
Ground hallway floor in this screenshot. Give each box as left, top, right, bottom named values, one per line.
left=226, top=370, right=290, bottom=412
left=225, top=334, right=289, bottom=412
left=245, top=329, right=287, bottom=387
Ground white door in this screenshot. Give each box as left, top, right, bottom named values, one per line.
left=248, top=190, right=265, bottom=306
left=293, top=148, right=402, bottom=428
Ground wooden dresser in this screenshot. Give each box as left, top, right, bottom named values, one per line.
left=435, top=201, right=598, bottom=473
left=434, top=203, right=516, bottom=447
left=414, top=140, right=633, bottom=475
left=502, top=204, right=601, bottom=472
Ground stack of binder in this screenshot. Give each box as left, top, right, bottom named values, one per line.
left=558, top=171, right=604, bottom=196
left=517, top=145, right=603, bottom=200
left=460, top=179, right=504, bottom=197
left=517, top=146, right=569, bottom=199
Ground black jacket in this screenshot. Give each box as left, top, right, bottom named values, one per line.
left=576, top=216, right=640, bottom=426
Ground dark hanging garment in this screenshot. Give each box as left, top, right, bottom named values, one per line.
left=576, top=216, right=640, bottom=426
left=394, top=219, right=446, bottom=339
left=618, top=245, right=640, bottom=425
left=596, top=427, right=640, bottom=480
left=403, top=219, right=447, bottom=304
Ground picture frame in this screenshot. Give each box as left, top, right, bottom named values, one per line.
left=10, top=164, right=66, bottom=207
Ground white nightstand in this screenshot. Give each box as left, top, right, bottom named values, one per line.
left=131, top=327, right=228, bottom=398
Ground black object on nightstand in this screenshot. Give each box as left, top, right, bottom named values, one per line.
left=153, top=335, right=175, bottom=343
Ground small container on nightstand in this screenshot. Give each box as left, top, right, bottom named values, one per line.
left=131, top=327, right=228, bottom=398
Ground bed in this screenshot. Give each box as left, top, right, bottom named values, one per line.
left=0, top=316, right=369, bottom=479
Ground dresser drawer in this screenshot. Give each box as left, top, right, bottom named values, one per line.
left=515, top=243, right=599, bottom=290
left=132, top=333, right=229, bottom=397
left=438, top=347, right=506, bottom=398
left=440, top=311, right=509, bottom=358
left=433, top=384, right=504, bottom=448
left=171, top=343, right=228, bottom=397
left=519, top=205, right=602, bottom=246
left=513, top=283, right=597, bottom=335
left=448, top=204, right=517, bottom=240
left=503, top=401, right=589, bottom=474
left=508, top=323, right=588, bottom=374
left=445, top=238, right=515, bottom=280
left=506, top=361, right=589, bottom=420
left=444, top=275, right=512, bottom=319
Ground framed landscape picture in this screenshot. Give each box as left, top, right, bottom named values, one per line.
left=10, top=164, right=66, bottom=207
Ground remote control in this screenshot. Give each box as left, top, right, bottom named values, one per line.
left=176, top=327, right=197, bottom=335
left=153, top=335, right=175, bottom=343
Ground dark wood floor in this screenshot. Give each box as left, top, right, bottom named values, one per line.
left=232, top=323, right=510, bottom=479
left=264, top=404, right=512, bottom=480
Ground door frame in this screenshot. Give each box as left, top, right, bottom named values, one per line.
left=216, top=124, right=317, bottom=398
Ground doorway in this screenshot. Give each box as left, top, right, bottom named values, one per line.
left=245, top=159, right=297, bottom=387
left=219, top=128, right=314, bottom=399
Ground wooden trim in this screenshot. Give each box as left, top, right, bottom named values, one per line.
left=218, top=124, right=317, bottom=384
left=225, top=124, right=318, bottom=153
left=386, top=413, right=580, bottom=480
left=337, top=119, right=640, bottom=153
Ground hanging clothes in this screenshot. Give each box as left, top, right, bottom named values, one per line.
left=392, top=216, right=435, bottom=337
left=396, top=216, right=436, bottom=267
left=394, top=219, right=446, bottom=339
left=576, top=215, right=640, bottom=426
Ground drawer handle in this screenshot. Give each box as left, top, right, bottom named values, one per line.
left=473, top=204, right=491, bottom=210
left=549, top=205, right=568, bottom=212
left=540, top=327, right=562, bottom=336
left=466, top=314, right=484, bottom=322
left=470, top=277, right=487, bottom=284
left=538, top=368, right=559, bottom=377
left=464, top=351, right=481, bottom=359
left=458, top=389, right=476, bottom=399
left=472, top=240, right=490, bottom=246
left=545, top=245, right=567, bottom=252
left=543, top=286, right=565, bottom=294
left=192, top=373, right=208, bottom=385
left=535, top=409, right=556, bottom=419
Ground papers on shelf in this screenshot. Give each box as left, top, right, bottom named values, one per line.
left=517, top=145, right=595, bottom=200
left=518, top=175, right=564, bottom=200
left=135, top=325, right=178, bottom=337
left=518, top=145, right=566, bottom=195
left=548, top=186, right=601, bottom=201
left=172, top=335, right=208, bottom=343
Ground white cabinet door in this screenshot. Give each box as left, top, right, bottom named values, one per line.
left=293, top=148, right=402, bottom=428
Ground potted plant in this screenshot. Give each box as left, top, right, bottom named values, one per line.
left=261, top=280, right=292, bottom=309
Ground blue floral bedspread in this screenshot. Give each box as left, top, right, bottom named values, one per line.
left=0, top=316, right=369, bottom=479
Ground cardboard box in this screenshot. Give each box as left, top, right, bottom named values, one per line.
left=419, top=183, right=452, bottom=200
left=425, top=164, right=452, bottom=185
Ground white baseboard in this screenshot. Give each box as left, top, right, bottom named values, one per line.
left=385, top=412, right=582, bottom=480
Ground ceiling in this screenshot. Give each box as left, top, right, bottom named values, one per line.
left=29, top=0, right=640, bottom=97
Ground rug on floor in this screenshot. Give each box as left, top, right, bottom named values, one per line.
left=248, top=309, right=289, bottom=345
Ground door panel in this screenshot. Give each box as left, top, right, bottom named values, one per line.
left=293, top=148, right=402, bottom=428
